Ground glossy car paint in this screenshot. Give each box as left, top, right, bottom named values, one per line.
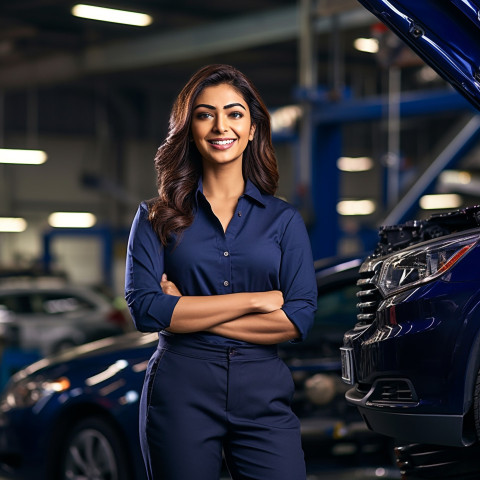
left=343, top=227, right=480, bottom=447
left=357, top=0, right=480, bottom=110
left=340, top=0, right=480, bottom=449
left=0, top=333, right=154, bottom=479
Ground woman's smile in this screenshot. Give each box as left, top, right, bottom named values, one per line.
left=207, top=138, right=236, bottom=150
left=191, top=83, right=255, bottom=167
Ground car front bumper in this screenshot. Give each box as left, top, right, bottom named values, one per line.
left=345, top=381, right=476, bottom=448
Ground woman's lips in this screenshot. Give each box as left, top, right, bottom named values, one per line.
left=207, top=138, right=236, bottom=150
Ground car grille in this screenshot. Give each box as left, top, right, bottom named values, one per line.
left=356, top=260, right=383, bottom=324
left=367, top=379, right=417, bottom=405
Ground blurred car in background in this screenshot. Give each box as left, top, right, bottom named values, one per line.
left=0, top=258, right=392, bottom=480
left=0, top=275, right=129, bottom=357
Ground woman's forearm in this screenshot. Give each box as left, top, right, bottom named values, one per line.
left=167, top=291, right=283, bottom=334
left=206, top=309, right=299, bottom=344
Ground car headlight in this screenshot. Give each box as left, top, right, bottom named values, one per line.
left=1, top=375, right=71, bottom=410
left=378, top=233, right=478, bottom=297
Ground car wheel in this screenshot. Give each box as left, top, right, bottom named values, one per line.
left=59, top=416, right=131, bottom=480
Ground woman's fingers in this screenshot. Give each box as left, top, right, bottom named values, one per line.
left=161, top=274, right=182, bottom=296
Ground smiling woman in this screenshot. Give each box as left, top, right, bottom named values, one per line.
left=125, top=64, right=317, bottom=480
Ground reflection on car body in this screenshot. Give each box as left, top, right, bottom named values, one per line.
left=342, top=206, right=480, bottom=448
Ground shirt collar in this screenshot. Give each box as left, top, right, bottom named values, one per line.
left=195, top=177, right=266, bottom=208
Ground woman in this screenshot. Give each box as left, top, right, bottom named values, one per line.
left=125, top=64, right=317, bottom=480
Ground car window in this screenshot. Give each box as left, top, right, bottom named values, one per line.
left=0, top=294, right=34, bottom=314
left=35, top=293, right=96, bottom=315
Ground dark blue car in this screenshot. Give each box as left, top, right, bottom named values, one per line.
left=342, top=206, right=480, bottom=448
left=0, top=258, right=383, bottom=480
left=340, top=1, right=480, bottom=477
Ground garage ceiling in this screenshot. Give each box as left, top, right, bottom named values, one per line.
left=0, top=1, right=379, bottom=135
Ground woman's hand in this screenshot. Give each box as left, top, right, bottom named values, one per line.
left=253, top=290, right=284, bottom=313
left=161, top=274, right=182, bottom=296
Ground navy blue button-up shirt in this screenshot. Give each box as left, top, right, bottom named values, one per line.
left=125, top=179, right=317, bottom=345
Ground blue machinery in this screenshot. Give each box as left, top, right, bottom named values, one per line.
left=299, top=86, right=479, bottom=260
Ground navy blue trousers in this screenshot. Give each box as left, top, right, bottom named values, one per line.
left=139, top=334, right=306, bottom=480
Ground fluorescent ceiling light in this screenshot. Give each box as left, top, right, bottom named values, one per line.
left=271, top=105, right=302, bottom=132
left=0, top=148, right=47, bottom=165
left=72, top=4, right=153, bottom=26
left=439, top=170, right=472, bottom=186
left=48, top=212, right=97, bottom=228
left=354, top=38, right=379, bottom=54
left=337, top=200, right=376, bottom=216
left=420, top=194, right=463, bottom=210
left=0, top=217, right=27, bottom=233
left=337, top=156, right=373, bottom=172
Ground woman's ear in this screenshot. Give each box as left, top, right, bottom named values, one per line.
left=249, top=124, right=256, bottom=141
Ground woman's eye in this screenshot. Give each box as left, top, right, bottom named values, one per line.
left=196, top=112, right=213, bottom=119
left=230, top=111, right=243, bottom=119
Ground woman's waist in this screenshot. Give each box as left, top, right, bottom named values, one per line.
left=158, top=331, right=278, bottom=359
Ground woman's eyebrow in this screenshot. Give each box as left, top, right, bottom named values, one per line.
left=224, top=103, right=246, bottom=111
left=193, top=103, right=215, bottom=110
left=193, top=103, right=246, bottom=111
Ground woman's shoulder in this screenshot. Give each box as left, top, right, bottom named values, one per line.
left=136, top=197, right=158, bottom=216
left=264, top=194, right=299, bottom=218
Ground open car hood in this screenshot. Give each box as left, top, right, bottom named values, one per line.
left=357, top=0, right=480, bottom=110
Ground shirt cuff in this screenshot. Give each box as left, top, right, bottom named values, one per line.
left=147, top=294, right=181, bottom=330
left=282, top=303, right=315, bottom=342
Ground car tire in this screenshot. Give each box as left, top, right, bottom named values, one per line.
left=58, top=416, right=132, bottom=480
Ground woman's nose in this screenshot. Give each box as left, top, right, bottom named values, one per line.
left=213, top=116, right=227, bottom=133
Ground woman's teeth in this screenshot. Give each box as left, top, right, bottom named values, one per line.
left=210, top=139, right=234, bottom=145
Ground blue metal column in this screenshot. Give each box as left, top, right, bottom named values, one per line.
left=309, top=123, right=342, bottom=260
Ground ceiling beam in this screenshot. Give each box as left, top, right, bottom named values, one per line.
left=0, top=5, right=374, bottom=90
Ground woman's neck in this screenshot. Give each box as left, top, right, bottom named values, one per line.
left=202, top=164, right=245, bottom=201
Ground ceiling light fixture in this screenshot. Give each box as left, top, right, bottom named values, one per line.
left=337, top=156, right=374, bottom=172
left=353, top=38, right=379, bottom=54
left=0, top=148, right=47, bottom=165
left=0, top=217, right=27, bottom=233
left=419, top=194, right=463, bottom=210
left=72, top=4, right=153, bottom=26
left=48, top=212, right=97, bottom=228
left=439, top=170, right=472, bottom=186
left=337, top=200, right=376, bottom=216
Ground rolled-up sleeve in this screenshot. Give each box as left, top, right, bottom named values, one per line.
left=125, top=203, right=180, bottom=332
left=280, top=210, right=317, bottom=341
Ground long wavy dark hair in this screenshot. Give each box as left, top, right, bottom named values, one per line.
left=149, top=64, right=279, bottom=245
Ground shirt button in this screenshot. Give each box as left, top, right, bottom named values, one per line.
left=223, top=280, right=229, bottom=287
left=223, top=251, right=229, bottom=257
left=237, top=211, right=242, bottom=217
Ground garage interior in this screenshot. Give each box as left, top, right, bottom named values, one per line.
left=1, top=1, right=480, bottom=479
left=1, top=0, right=478, bottom=293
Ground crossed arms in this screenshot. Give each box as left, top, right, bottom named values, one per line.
left=161, top=274, right=299, bottom=344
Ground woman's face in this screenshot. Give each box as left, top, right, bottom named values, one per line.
left=191, top=83, right=255, bottom=168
